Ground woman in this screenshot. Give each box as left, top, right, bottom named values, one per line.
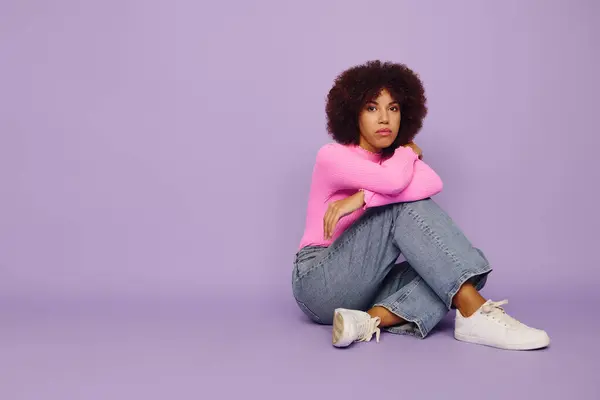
left=291, top=60, right=550, bottom=351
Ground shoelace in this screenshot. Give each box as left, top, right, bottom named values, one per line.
left=481, top=299, right=522, bottom=328
left=356, top=316, right=381, bottom=343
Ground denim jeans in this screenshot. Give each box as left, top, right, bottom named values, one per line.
left=291, top=198, right=492, bottom=338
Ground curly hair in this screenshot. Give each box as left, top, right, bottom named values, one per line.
left=325, top=60, right=427, bottom=158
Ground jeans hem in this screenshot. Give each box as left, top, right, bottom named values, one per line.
left=445, top=267, right=493, bottom=310
left=371, top=303, right=427, bottom=339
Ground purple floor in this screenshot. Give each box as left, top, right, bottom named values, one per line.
left=1, top=289, right=598, bottom=400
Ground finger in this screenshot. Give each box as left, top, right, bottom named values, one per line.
left=323, top=210, right=330, bottom=239
left=325, top=207, right=335, bottom=239
left=330, top=212, right=341, bottom=239
left=325, top=206, right=335, bottom=238
left=325, top=210, right=334, bottom=239
left=331, top=207, right=341, bottom=237
left=326, top=211, right=336, bottom=240
left=326, top=209, right=336, bottom=239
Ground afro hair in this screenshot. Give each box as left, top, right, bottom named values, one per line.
left=325, top=60, right=428, bottom=158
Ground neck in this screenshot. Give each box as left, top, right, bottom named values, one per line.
left=351, top=144, right=382, bottom=162
left=358, top=139, right=381, bottom=154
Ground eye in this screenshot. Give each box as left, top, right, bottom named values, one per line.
left=367, top=106, right=377, bottom=112
left=390, top=106, right=399, bottom=112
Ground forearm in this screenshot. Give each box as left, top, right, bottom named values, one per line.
left=318, top=143, right=419, bottom=195
left=362, top=161, right=442, bottom=208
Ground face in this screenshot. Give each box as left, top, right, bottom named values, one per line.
left=357, top=89, right=401, bottom=153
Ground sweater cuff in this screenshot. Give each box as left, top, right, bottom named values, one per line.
left=362, top=189, right=375, bottom=209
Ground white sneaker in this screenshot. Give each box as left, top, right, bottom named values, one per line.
left=454, top=299, right=550, bottom=350
left=332, top=308, right=381, bottom=348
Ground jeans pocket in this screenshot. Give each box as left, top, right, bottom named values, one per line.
left=294, top=246, right=327, bottom=277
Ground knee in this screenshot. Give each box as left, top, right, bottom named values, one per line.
left=474, top=247, right=489, bottom=264
left=397, top=198, right=434, bottom=215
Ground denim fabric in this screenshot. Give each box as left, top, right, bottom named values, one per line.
left=291, top=198, right=492, bottom=339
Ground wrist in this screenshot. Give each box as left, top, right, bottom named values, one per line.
left=357, top=188, right=366, bottom=202
left=358, top=188, right=372, bottom=208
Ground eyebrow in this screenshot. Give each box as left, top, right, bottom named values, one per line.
left=367, top=100, right=399, bottom=106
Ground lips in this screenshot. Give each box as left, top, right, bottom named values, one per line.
left=376, top=129, right=392, bottom=136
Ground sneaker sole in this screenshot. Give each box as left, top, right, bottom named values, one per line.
left=454, top=331, right=550, bottom=351
left=332, top=309, right=352, bottom=347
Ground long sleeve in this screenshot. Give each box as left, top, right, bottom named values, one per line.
left=315, top=143, right=419, bottom=195
left=362, top=160, right=443, bottom=208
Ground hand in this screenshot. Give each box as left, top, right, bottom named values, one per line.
left=404, top=141, right=423, bottom=159
left=323, top=191, right=365, bottom=240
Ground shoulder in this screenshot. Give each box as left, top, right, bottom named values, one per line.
left=315, top=142, right=352, bottom=162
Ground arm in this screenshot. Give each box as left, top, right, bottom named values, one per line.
left=316, top=143, right=419, bottom=195
left=362, top=160, right=443, bottom=208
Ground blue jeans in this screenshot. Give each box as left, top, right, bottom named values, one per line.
left=291, top=198, right=492, bottom=338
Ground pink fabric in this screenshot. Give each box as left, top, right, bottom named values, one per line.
left=298, top=143, right=444, bottom=249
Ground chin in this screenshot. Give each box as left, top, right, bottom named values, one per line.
left=379, top=137, right=396, bottom=148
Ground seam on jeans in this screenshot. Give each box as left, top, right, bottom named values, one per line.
left=294, top=252, right=320, bottom=269
left=388, top=274, right=421, bottom=311
left=405, top=206, right=462, bottom=267
left=391, top=277, right=428, bottom=337
left=295, top=299, right=323, bottom=324
left=373, top=276, right=428, bottom=338
left=403, top=203, right=494, bottom=310
left=292, top=280, right=324, bottom=324
left=294, top=210, right=382, bottom=281
left=293, top=249, right=327, bottom=282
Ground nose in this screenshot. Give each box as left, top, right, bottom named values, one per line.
left=378, top=109, right=389, bottom=123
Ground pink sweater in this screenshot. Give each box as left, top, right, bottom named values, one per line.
left=298, top=143, right=444, bottom=249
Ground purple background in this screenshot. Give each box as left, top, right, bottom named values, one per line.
left=1, top=1, right=599, bottom=399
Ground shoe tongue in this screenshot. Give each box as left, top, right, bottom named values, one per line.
left=482, top=300, right=505, bottom=313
